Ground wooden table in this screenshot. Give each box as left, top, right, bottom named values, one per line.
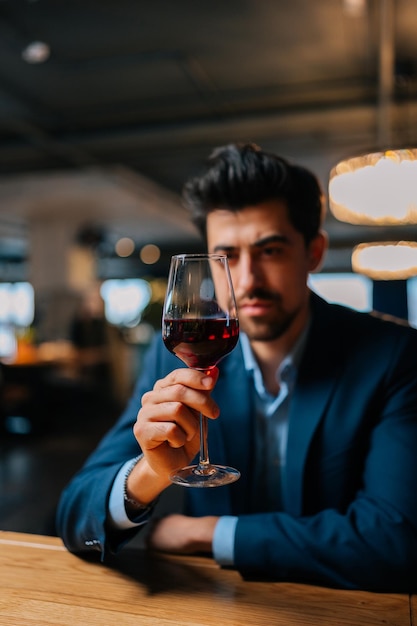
left=0, top=531, right=412, bottom=626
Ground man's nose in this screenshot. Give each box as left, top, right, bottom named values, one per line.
left=235, top=256, right=259, bottom=294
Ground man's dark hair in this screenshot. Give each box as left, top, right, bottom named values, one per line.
left=182, top=143, right=325, bottom=245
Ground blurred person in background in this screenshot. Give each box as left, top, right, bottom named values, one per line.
left=70, top=285, right=129, bottom=407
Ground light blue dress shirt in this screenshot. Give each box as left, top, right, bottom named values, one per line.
left=213, top=329, right=306, bottom=565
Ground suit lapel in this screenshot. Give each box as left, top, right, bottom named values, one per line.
left=283, top=295, right=344, bottom=515
left=189, top=295, right=346, bottom=517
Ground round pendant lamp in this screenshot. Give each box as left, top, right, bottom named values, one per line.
left=329, top=150, right=417, bottom=225
left=351, top=241, right=417, bottom=280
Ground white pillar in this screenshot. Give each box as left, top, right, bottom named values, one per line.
left=29, top=215, right=97, bottom=341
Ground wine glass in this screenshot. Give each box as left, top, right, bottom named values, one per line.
left=162, top=253, right=240, bottom=487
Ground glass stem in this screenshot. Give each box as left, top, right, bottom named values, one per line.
left=197, top=413, right=211, bottom=472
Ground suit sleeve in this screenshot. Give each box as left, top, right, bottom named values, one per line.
left=233, top=328, right=417, bottom=592
left=55, top=337, right=179, bottom=559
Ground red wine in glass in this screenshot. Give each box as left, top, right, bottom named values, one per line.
left=162, top=253, right=240, bottom=487
left=163, top=318, right=239, bottom=370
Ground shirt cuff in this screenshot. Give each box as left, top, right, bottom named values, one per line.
left=108, top=457, right=153, bottom=529
left=212, top=515, right=238, bottom=566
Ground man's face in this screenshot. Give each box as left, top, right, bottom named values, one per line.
left=206, top=200, right=326, bottom=342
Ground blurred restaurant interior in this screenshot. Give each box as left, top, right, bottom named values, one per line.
left=1, top=0, right=417, bottom=535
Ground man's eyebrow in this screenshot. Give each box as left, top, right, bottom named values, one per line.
left=212, top=244, right=235, bottom=253
left=252, top=234, right=290, bottom=248
left=213, top=234, right=290, bottom=253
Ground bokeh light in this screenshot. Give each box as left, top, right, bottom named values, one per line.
left=140, top=244, right=161, bottom=264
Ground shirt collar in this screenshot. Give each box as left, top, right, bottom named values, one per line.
left=240, top=318, right=310, bottom=380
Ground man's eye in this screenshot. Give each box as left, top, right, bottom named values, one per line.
left=262, top=246, right=281, bottom=256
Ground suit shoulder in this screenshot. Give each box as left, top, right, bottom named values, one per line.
left=312, top=293, right=417, bottom=343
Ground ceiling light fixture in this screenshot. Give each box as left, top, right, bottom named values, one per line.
left=21, top=41, right=50, bottom=64
left=352, top=241, right=417, bottom=280
left=343, top=0, right=366, bottom=18
left=329, top=149, right=417, bottom=225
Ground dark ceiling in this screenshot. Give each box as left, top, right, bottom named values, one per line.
left=0, top=0, right=417, bottom=273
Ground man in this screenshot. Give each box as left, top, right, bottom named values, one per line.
left=56, top=143, right=417, bottom=591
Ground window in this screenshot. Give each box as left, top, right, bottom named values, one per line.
left=308, top=273, right=372, bottom=312
left=406, top=277, right=417, bottom=328
left=0, top=282, right=34, bottom=358
left=0, top=282, right=34, bottom=326
left=100, top=279, right=152, bottom=327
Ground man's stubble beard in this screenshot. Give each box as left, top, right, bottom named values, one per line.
left=239, top=307, right=300, bottom=342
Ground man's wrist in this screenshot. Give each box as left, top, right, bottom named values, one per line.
left=108, top=457, right=153, bottom=529
left=123, top=456, right=150, bottom=519
left=126, top=455, right=171, bottom=506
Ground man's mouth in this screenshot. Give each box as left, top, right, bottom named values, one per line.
left=238, top=299, right=274, bottom=316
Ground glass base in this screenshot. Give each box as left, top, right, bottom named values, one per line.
left=170, top=463, right=240, bottom=487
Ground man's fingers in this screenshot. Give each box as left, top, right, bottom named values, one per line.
left=136, top=403, right=199, bottom=447
left=153, top=367, right=219, bottom=391
left=141, top=378, right=220, bottom=420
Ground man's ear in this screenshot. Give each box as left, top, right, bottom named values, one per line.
left=308, top=231, right=328, bottom=272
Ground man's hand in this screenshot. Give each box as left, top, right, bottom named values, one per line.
left=126, top=367, right=220, bottom=506
left=147, top=514, right=219, bottom=555
left=134, top=367, right=220, bottom=480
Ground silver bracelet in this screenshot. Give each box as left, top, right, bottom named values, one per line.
left=123, top=455, right=145, bottom=510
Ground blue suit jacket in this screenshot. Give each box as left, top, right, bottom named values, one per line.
left=56, top=293, right=417, bottom=591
